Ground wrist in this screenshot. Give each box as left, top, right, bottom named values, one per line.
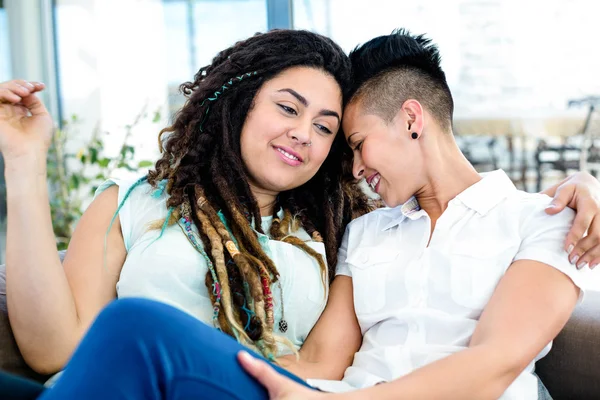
left=4, top=156, right=49, bottom=198
left=4, top=152, right=48, bottom=177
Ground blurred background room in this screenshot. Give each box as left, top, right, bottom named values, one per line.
left=1, top=0, right=599, bottom=260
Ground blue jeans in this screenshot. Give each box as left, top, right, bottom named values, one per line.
left=535, top=373, right=553, bottom=400
left=0, top=371, right=44, bottom=400
left=36, top=298, right=553, bottom=399
left=38, top=298, right=312, bottom=400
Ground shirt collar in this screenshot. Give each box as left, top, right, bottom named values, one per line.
left=217, top=208, right=284, bottom=236
left=381, top=169, right=515, bottom=231
left=455, top=169, right=516, bottom=216
left=381, top=196, right=424, bottom=231
left=258, top=208, right=285, bottom=236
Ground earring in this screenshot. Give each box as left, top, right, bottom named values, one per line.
left=411, top=132, right=419, bottom=139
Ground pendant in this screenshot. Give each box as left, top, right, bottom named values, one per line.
left=278, top=319, right=288, bottom=333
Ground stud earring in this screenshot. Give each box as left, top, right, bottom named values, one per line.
left=411, top=132, right=419, bottom=139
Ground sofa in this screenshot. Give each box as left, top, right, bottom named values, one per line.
left=1, top=253, right=599, bottom=398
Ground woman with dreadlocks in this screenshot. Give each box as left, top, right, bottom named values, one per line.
left=0, top=29, right=374, bottom=399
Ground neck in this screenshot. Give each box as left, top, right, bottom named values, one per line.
left=414, top=131, right=482, bottom=223
left=249, top=183, right=279, bottom=217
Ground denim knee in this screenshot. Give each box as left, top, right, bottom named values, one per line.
left=91, top=298, right=169, bottom=338
left=97, top=297, right=157, bottom=320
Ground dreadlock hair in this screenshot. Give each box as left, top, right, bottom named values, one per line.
left=347, top=28, right=455, bottom=132
left=144, top=29, right=375, bottom=359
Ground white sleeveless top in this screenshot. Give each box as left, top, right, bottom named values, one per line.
left=96, top=177, right=328, bottom=355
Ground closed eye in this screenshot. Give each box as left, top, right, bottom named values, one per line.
left=315, top=124, right=332, bottom=134
left=278, top=104, right=297, bottom=115
left=354, top=141, right=363, bottom=152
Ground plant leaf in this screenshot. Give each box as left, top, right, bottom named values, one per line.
left=137, top=160, right=153, bottom=168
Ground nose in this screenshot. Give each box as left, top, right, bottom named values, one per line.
left=352, top=152, right=365, bottom=180
left=287, top=121, right=312, bottom=146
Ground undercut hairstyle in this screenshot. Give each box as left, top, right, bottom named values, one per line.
left=142, top=29, right=374, bottom=359
left=348, top=28, right=454, bottom=132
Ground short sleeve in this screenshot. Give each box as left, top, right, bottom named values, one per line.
left=335, top=227, right=352, bottom=277
left=514, top=203, right=592, bottom=303
left=93, top=176, right=161, bottom=252
left=94, top=178, right=132, bottom=250
left=94, top=178, right=122, bottom=200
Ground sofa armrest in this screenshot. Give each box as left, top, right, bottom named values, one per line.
left=0, top=305, right=49, bottom=382
left=536, top=290, right=600, bottom=400
left=0, top=251, right=66, bottom=382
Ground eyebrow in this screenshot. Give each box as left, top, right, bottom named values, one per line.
left=278, top=88, right=341, bottom=123
left=279, top=88, right=308, bottom=106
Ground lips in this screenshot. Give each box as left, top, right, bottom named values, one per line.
left=273, top=145, right=303, bottom=166
left=366, top=173, right=381, bottom=193
left=274, top=146, right=303, bottom=162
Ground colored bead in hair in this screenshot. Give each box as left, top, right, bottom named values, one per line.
left=151, top=179, right=168, bottom=198
left=198, top=71, right=259, bottom=132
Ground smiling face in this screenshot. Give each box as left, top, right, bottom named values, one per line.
left=343, top=100, right=426, bottom=208
left=240, top=66, right=343, bottom=195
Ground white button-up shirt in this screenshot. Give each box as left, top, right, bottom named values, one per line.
left=310, top=170, right=591, bottom=398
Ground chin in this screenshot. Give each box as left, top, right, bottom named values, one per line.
left=262, top=178, right=301, bottom=193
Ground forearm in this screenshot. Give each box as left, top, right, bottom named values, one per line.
left=343, top=345, right=517, bottom=400
left=277, top=276, right=361, bottom=381
left=5, top=159, right=81, bottom=372
left=277, top=354, right=314, bottom=380
left=277, top=347, right=352, bottom=381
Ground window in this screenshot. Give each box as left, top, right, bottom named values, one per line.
left=53, top=0, right=269, bottom=163
left=0, top=0, right=11, bottom=82
left=0, top=0, right=9, bottom=263
left=162, top=0, right=268, bottom=113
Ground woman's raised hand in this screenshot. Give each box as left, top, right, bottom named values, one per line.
left=0, top=80, right=54, bottom=164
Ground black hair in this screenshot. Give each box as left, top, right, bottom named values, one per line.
left=348, top=28, right=454, bottom=131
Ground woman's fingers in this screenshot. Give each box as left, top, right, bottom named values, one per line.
left=20, top=92, right=49, bottom=117
left=0, top=88, right=22, bottom=104
left=0, top=80, right=45, bottom=104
